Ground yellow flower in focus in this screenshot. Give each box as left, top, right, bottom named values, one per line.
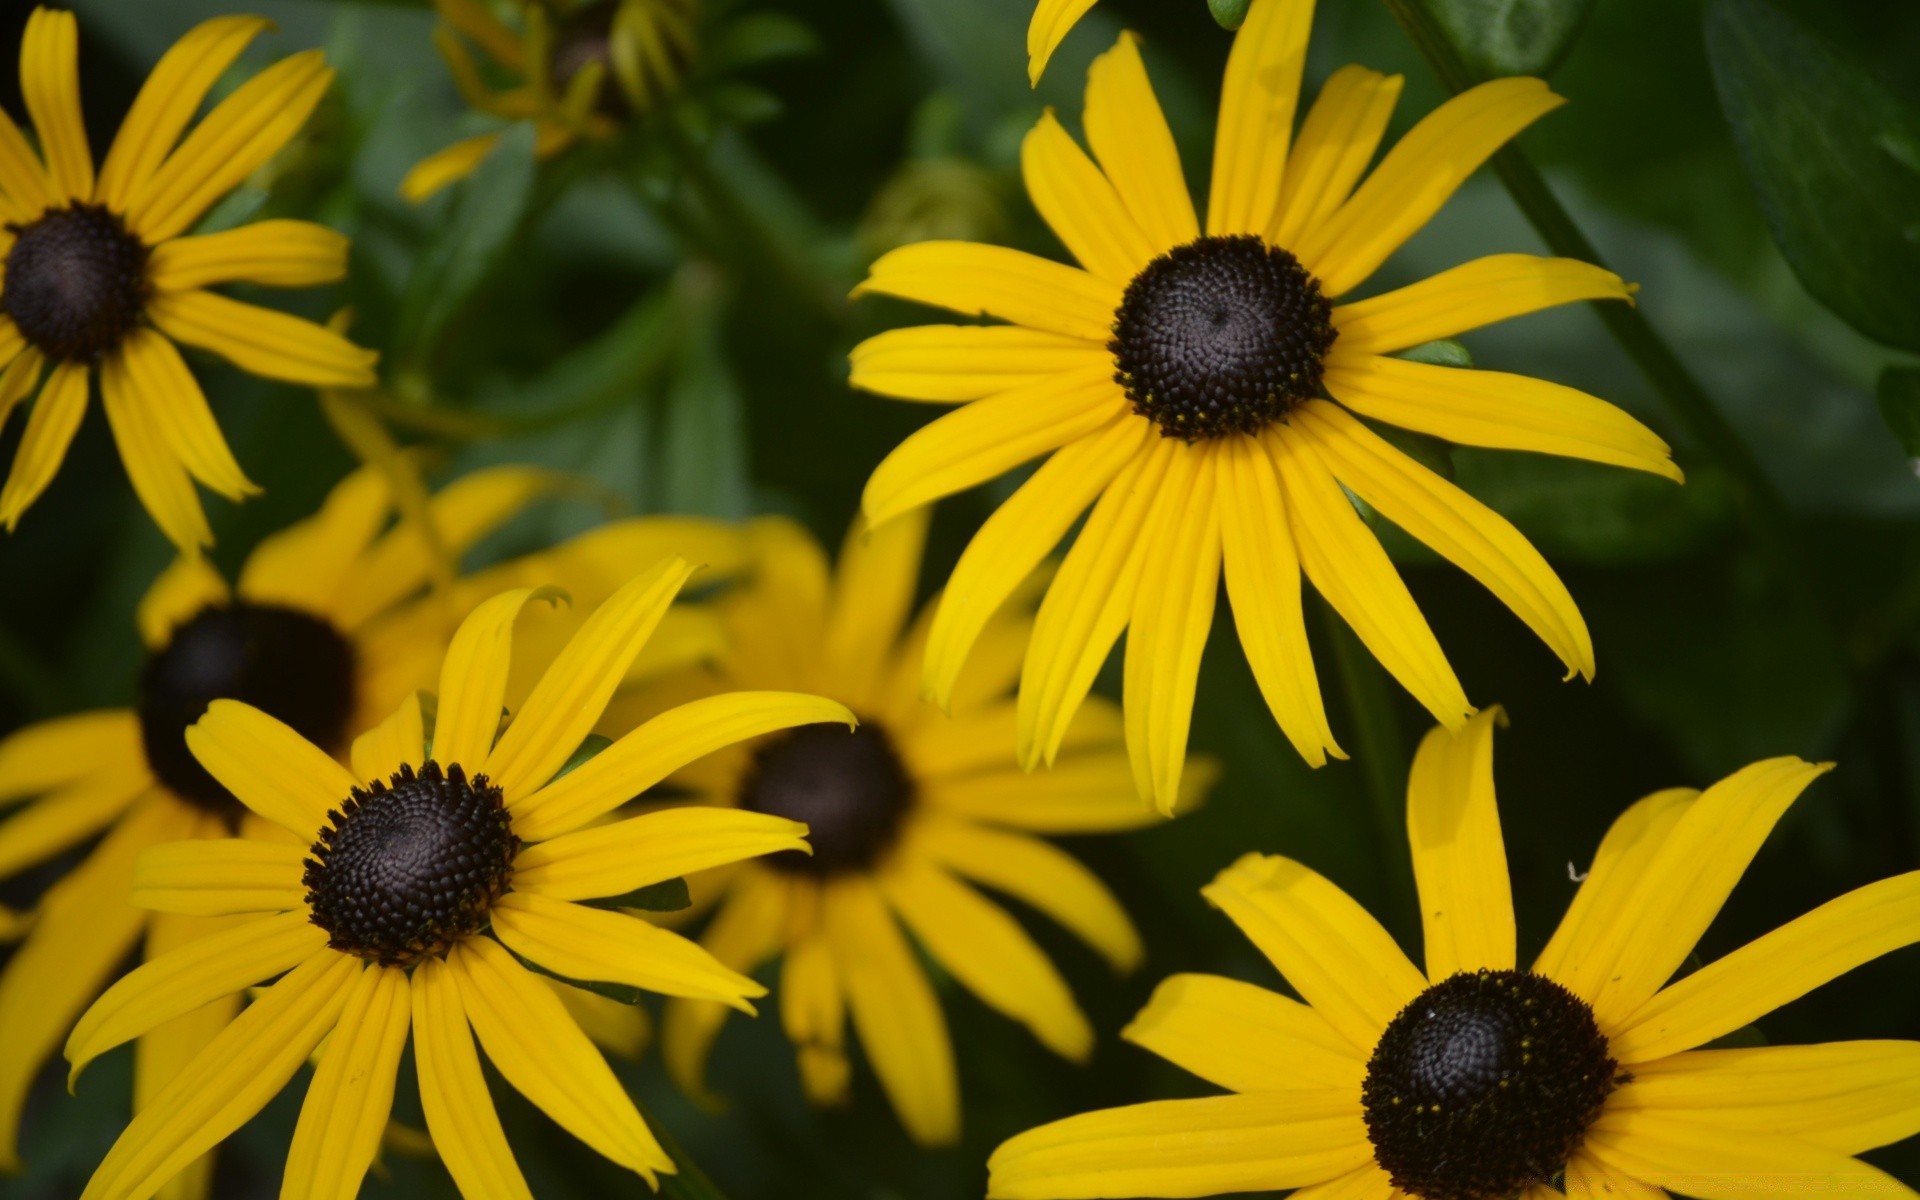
left=65, top=558, right=854, bottom=1200
left=989, top=713, right=1920, bottom=1200
left=851, top=0, right=1681, bottom=815
left=0, top=9, right=377, bottom=550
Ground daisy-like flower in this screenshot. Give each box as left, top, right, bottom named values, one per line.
left=0, top=464, right=729, bottom=1192
left=64, top=557, right=855, bottom=1200
left=850, top=0, right=1681, bottom=814
left=645, top=513, right=1214, bottom=1145
left=989, top=710, right=1920, bottom=1200
left=0, top=9, right=377, bottom=549
left=402, top=0, right=697, bottom=202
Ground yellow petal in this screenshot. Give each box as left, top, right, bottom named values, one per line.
left=0, top=763, right=150, bottom=879
left=1022, top=109, right=1158, bottom=284
left=1217, top=434, right=1341, bottom=766
left=923, top=755, right=1170, bottom=833
left=0, top=347, right=47, bottom=435
left=1026, top=0, right=1100, bottom=85
left=661, top=871, right=787, bottom=1106
left=135, top=554, right=229, bottom=650
left=399, top=132, right=502, bottom=204
left=282, top=964, right=409, bottom=1200
left=1288, top=1164, right=1401, bottom=1200
left=349, top=692, right=424, bottom=784
left=823, top=510, right=930, bottom=706
left=131, top=838, right=305, bottom=917
left=77, top=951, right=355, bottom=1200
left=1085, top=32, right=1197, bottom=249
left=0, top=361, right=89, bottom=533
left=782, top=928, right=851, bottom=1106
left=862, top=370, right=1128, bottom=529
left=21, top=9, right=91, bottom=202
left=1207, top=0, right=1316, bottom=237
left=183, top=700, right=359, bottom=839
left=1403, top=709, right=1515, bottom=981
left=1297, top=78, right=1567, bottom=297
left=1270, top=65, right=1403, bottom=249
left=437, top=0, right=526, bottom=70
left=133, top=908, right=246, bottom=1200
left=147, top=220, right=349, bottom=292
left=1562, top=1153, right=1667, bottom=1200
left=236, top=465, right=391, bottom=615
left=550, top=977, right=650, bottom=1060
left=1325, top=353, right=1682, bottom=481
left=1123, top=972, right=1365, bottom=1094
left=1268, top=425, right=1472, bottom=729
left=850, top=324, right=1109, bottom=404
left=1332, top=254, right=1633, bottom=356
left=0, top=709, right=141, bottom=805
left=514, top=806, right=809, bottom=901
left=1607, top=870, right=1920, bottom=1063
left=147, top=290, right=378, bottom=388
left=0, top=97, right=54, bottom=218
left=1202, top=852, right=1424, bottom=1051
left=988, top=1092, right=1371, bottom=1200
left=822, top=876, right=958, bottom=1145
left=410, top=956, right=533, bottom=1200
left=432, top=586, right=566, bottom=772
left=448, top=937, right=673, bottom=1181
left=854, top=241, right=1124, bottom=342
left=1582, top=1109, right=1915, bottom=1200
left=881, top=857, right=1092, bottom=1061
left=100, top=348, right=212, bottom=553
left=491, top=890, right=765, bottom=1010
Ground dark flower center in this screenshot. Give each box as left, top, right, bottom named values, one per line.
left=1109, top=233, right=1335, bottom=440
left=549, top=0, right=695, bottom=119
left=138, top=603, right=358, bottom=824
left=304, top=760, right=517, bottom=966
left=739, top=723, right=913, bottom=875
left=3, top=203, right=150, bottom=362
left=1362, top=969, right=1620, bottom=1200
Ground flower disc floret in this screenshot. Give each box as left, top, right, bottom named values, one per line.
left=740, top=722, right=914, bottom=875
left=3, top=203, right=150, bottom=362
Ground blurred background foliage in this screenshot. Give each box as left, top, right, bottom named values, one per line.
left=2, top=0, right=1919, bottom=1195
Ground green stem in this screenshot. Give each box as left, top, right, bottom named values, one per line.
left=650, top=1114, right=733, bottom=1200
left=1320, top=604, right=1416, bottom=928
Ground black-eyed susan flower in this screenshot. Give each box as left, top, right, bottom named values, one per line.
left=644, top=513, right=1214, bottom=1145
left=989, top=710, right=1920, bottom=1200
left=64, top=557, right=854, bottom=1200
left=403, top=0, right=697, bottom=202
left=0, top=9, right=376, bottom=549
left=850, top=0, right=1682, bottom=814
left=0, top=464, right=731, bottom=1193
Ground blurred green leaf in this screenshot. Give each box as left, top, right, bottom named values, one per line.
left=1878, top=366, right=1920, bottom=465
left=1397, top=338, right=1475, bottom=369
left=1419, top=0, right=1594, bottom=79
left=657, top=292, right=753, bottom=519
left=708, top=11, right=818, bottom=70
left=1454, top=453, right=1736, bottom=566
left=585, top=877, right=695, bottom=913
left=1208, top=0, right=1252, bottom=30
left=1705, top=0, right=1920, bottom=352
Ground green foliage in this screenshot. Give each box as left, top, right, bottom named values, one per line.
left=1879, top=366, right=1920, bottom=464
left=1420, top=0, right=1595, bottom=79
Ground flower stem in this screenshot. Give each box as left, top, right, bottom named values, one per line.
left=652, top=1115, right=734, bottom=1200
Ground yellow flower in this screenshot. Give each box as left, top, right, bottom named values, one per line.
left=0, top=9, right=377, bottom=550
left=403, top=0, right=698, bottom=202
left=850, top=0, right=1681, bottom=814
left=0, top=464, right=732, bottom=1194
left=64, top=557, right=854, bottom=1200
left=988, top=711, right=1920, bottom=1200
left=1028, top=0, right=1101, bottom=84
left=643, top=513, right=1216, bottom=1145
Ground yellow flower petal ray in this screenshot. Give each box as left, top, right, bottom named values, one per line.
left=853, top=241, right=1122, bottom=342
left=431, top=586, right=566, bottom=773
left=1404, top=708, right=1515, bottom=982
left=661, top=869, right=787, bottom=1107
left=1026, top=0, right=1100, bottom=86
left=100, top=348, right=212, bottom=552
left=0, top=710, right=141, bottom=803
left=850, top=324, right=1108, bottom=404
left=281, top=963, right=409, bottom=1200
left=131, top=838, right=307, bottom=917
left=349, top=692, right=424, bottom=783
left=20, top=9, right=92, bottom=201
left=1269, top=65, right=1403, bottom=249
left=1084, top=32, right=1197, bottom=249
left=183, top=700, right=360, bottom=839
left=1120, top=972, right=1365, bottom=1095
left=147, top=220, right=349, bottom=292
left=1332, top=254, right=1633, bottom=356
left=1022, top=108, right=1158, bottom=285
left=1207, top=0, right=1315, bottom=238
left=146, top=290, right=378, bottom=388
left=0, top=361, right=89, bottom=532
left=410, top=956, right=534, bottom=1200
left=490, top=890, right=765, bottom=1012
left=513, top=806, right=810, bottom=901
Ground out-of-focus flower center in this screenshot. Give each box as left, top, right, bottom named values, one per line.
left=739, top=722, right=914, bottom=875
left=304, top=761, right=518, bottom=966
left=1361, top=968, right=1620, bottom=1200
left=1109, top=233, right=1335, bottom=441
left=138, top=603, right=358, bottom=824
left=3, top=203, right=150, bottom=362
left=550, top=0, right=696, bottom=120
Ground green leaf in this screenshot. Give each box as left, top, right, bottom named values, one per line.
left=1208, top=0, right=1252, bottom=30
left=1396, top=338, right=1475, bottom=369
left=584, top=877, right=694, bottom=914
left=656, top=286, right=752, bottom=519
left=1420, top=0, right=1594, bottom=79
left=1878, top=366, right=1920, bottom=466
left=1705, top=0, right=1920, bottom=352
left=552, top=734, right=614, bottom=782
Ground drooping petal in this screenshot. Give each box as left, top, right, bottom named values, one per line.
left=823, top=509, right=930, bottom=706
left=431, top=586, right=566, bottom=772
left=849, top=325, right=1107, bottom=404
left=410, top=956, right=533, bottom=1200
left=1269, top=65, right=1403, bottom=249
left=398, top=132, right=503, bottom=205
left=1026, top=0, right=1101, bottom=85
left=184, top=700, right=359, bottom=838
left=20, top=9, right=92, bottom=202
left=282, top=964, right=409, bottom=1200
left=1332, top=254, right=1633, bottom=356
left=1404, top=709, right=1515, bottom=981
left=1121, top=972, right=1366, bottom=1094
left=0, top=361, right=89, bottom=532
left=0, top=710, right=142, bottom=805
left=1085, top=32, right=1197, bottom=249
left=131, top=838, right=306, bottom=917
left=95, top=15, right=269, bottom=209
left=1207, top=0, right=1316, bottom=237
left=147, top=290, right=378, bottom=388
left=513, top=807, right=809, bottom=901
left=661, top=871, right=788, bottom=1105
left=100, top=348, right=212, bottom=552
left=349, top=692, right=424, bottom=784
left=783, top=927, right=851, bottom=1105
left=1582, top=1109, right=1915, bottom=1200
left=136, top=555, right=229, bottom=652
left=1022, top=110, right=1158, bottom=284
left=854, top=241, right=1124, bottom=342
left=491, top=891, right=765, bottom=1011
left=147, top=220, right=349, bottom=292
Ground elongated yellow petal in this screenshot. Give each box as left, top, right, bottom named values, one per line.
left=882, top=857, right=1091, bottom=1060
left=514, top=807, right=808, bottom=901
left=349, top=692, right=424, bottom=784
left=551, top=976, right=650, bottom=1059
left=1268, top=426, right=1471, bottom=730
left=100, top=348, right=212, bottom=552
left=96, top=15, right=270, bottom=209
left=1026, top=0, right=1100, bottom=85
left=0, top=763, right=149, bottom=879
left=510, top=690, right=853, bottom=840
left=1297, top=402, right=1594, bottom=680
left=0, top=709, right=141, bottom=805
left=1333, top=255, right=1632, bottom=356
left=1123, top=972, right=1365, bottom=1094
left=399, top=132, right=503, bottom=204
left=1202, top=852, right=1424, bottom=1052
left=21, top=10, right=91, bottom=202
left=1270, top=65, right=1403, bottom=249
left=1085, top=32, right=1197, bottom=249
left=147, top=290, right=378, bottom=388
left=916, top=814, right=1140, bottom=970
left=492, top=890, right=765, bottom=1011
left=1582, top=1109, right=1914, bottom=1200
left=410, top=956, right=533, bottom=1200
left=136, top=555, right=229, bottom=652
left=1288, top=1164, right=1401, bottom=1200
left=923, top=755, right=1171, bottom=833
left=1022, top=110, right=1157, bottom=284
left=1297, top=78, right=1566, bottom=296
left=437, top=0, right=526, bottom=69
left=449, top=937, right=673, bottom=1181
left=661, top=871, right=787, bottom=1105
left=0, top=361, right=89, bottom=532
left=133, top=908, right=244, bottom=1200
left=1608, top=871, right=1920, bottom=1063
left=823, top=876, right=958, bottom=1145
left=862, top=372, right=1127, bottom=530
left=850, top=324, right=1108, bottom=404
left=1403, top=709, right=1515, bottom=981
left=488, top=558, right=695, bottom=801
left=988, top=1091, right=1371, bottom=1200
left=782, top=928, right=851, bottom=1105
left=236, top=465, right=390, bottom=615
left=1325, top=353, right=1681, bottom=481
left=1217, top=434, right=1341, bottom=766
left=854, top=241, right=1123, bottom=342
left=824, top=510, right=929, bottom=706
left=78, top=951, right=355, bottom=1200
left=132, top=838, right=305, bottom=917
left=67, top=910, right=324, bottom=1086
left=0, top=98, right=55, bottom=217
left=0, top=348, right=47, bottom=436
left=148, top=220, right=349, bottom=292
left=1206, top=0, right=1315, bottom=237
left=184, top=700, right=357, bottom=838
left=282, top=964, right=409, bottom=1200
left=432, top=587, right=566, bottom=772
